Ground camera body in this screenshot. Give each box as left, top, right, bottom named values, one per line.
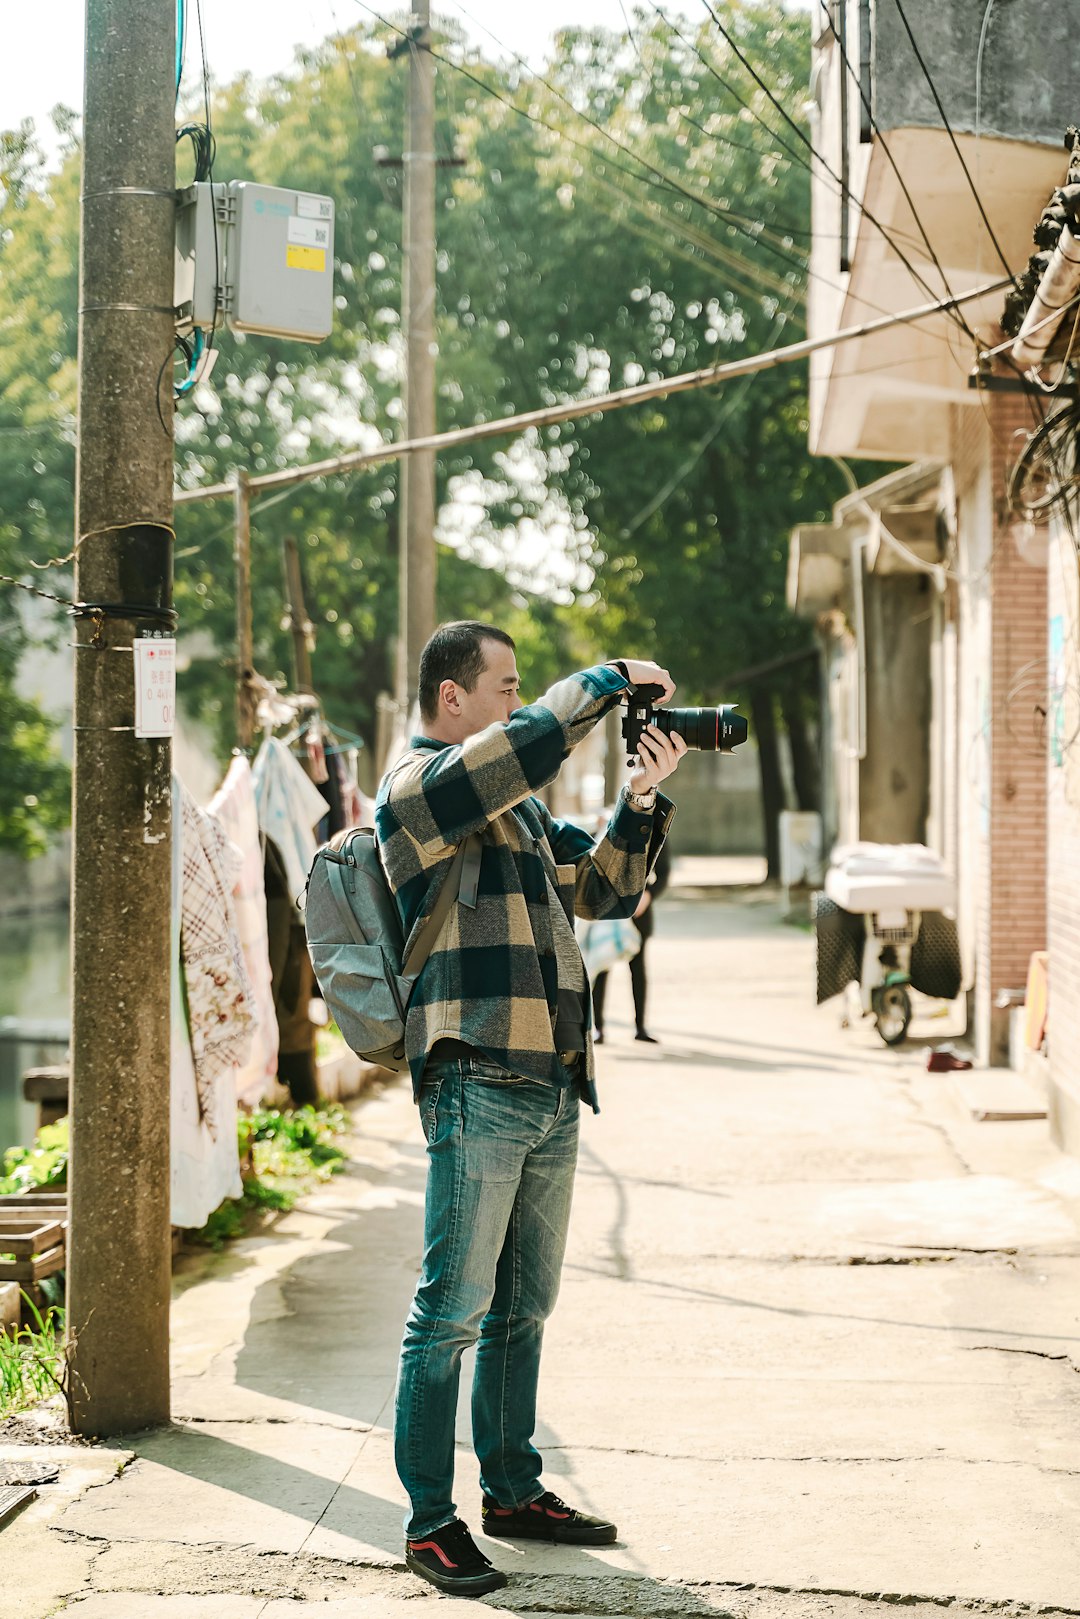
left=620, top=682, right=748, bottom=762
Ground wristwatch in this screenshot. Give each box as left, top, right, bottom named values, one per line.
left=624, top=785, right=657, bottom=811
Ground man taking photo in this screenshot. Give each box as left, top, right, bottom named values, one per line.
left=375, top=620, right=686, bottom=1597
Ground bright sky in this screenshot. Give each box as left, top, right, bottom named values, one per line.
left=2, top=0, right=719, bottom=167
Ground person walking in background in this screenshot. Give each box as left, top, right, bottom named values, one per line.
left=593, top=838, right=671, bottom=1044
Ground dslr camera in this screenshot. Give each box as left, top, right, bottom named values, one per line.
left=621, top=682, right=748, bottom=763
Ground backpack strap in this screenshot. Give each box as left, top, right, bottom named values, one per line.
left=402, top=833, right=483, bottom=979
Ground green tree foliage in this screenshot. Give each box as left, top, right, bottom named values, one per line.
left=0, top=3, right=844, bottom=829
left=0, top=117, right=74, bottom=856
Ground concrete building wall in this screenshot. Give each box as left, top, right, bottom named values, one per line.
left=1046, top=517, right=1080, bottom=1155
left=870, top=0, right=1075, bottom=144
left=661, top=745, right=767, bottom=858
left=926, top=591, right=958, bottom=870
left=859, top=571, right=932, bottom=844
left=826, top=638, right=860, bottom=847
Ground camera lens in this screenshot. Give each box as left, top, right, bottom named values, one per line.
left=653, top=704, right=748, bottom=753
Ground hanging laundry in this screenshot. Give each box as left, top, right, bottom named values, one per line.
left=180, top=782, right=258, bottom=1133
left=208, top=754, right=279, bottom=1108
left=305, top=717, right=330, bottom=785
left=264, top=838, right=320, bottom=1107
left=329, top=747, right=366, bottom=830
left=318, top=743, right=347, bottom=837
left=171, top=781, right=244, bottom=1229
left=251, top=736, right=330, bottom=914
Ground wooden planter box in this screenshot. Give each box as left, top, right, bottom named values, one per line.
left=0, top=1211, right=66, bottom=1285
left=0, top=1192, right=68, bottom=1321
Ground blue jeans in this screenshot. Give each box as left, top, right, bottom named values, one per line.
left=395, top=1054, right=580, bottom=1538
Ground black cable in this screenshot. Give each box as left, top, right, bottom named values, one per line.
left=617, top=0, right=801, bottom=172
left=646, top=4, right=825, bottom=213
left=696, top=0, right=968, bottom=332
left=346, top=0, right=817, bottom=277
left=433, top=4, right=936, bottom=327
left=351, top=0, right=967, bottom=354
left=71, top=601, right=179, bottom=629
left=176, top=121, right=216, bottom=183
left=814, top=3, right=959, bottom=303
left=889, top=0, right=1020, bottom=293
left=811, top=0, right=989, bottom=376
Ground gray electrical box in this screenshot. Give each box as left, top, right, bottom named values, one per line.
left=175, top=180, right=335, bottom=344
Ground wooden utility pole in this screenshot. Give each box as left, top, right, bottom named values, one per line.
left=395, top=0, right=438, bottom=708
left=282, top=535, right=315, bottom=694
left=234, top=470, right=258, bottom=748
left=68, top=0, right=176, bottom=1435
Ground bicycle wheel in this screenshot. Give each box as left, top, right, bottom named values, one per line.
left=873, top=983, right=912, bottom=1046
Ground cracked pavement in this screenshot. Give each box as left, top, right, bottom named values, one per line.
left=5, top=888, right=1080, bottom=1617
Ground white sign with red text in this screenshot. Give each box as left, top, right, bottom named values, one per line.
left=133, top=637, right=176, bottom=739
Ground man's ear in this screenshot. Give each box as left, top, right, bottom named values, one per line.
left=440, top=678, right=462, bottom=714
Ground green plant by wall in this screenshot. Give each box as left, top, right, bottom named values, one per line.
left=0, top=1119, right=68, bottom=1195
left=193, top=1103, right=349, bottom=1251
left=0, top=1293, right=65, bottom=1419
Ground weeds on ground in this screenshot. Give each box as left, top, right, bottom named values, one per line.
left=192, top=1103, right=349, bottom=1250
left=0, top=1294, right=65, bottom=1419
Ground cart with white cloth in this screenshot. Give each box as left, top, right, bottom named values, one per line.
left=814, top=843, right=962, bottom=1045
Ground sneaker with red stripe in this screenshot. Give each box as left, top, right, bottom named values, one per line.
left=405, top=1517, right=508, bottom=1596
left=481, top=1489, right=618, bottom=1545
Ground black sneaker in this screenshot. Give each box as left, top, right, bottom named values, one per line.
left=405, top=1518, right=508, bottom=1596
left=482, top=1489, right=618, bottom=1545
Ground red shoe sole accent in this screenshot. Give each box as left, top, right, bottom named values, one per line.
left=408, top=1540, right=456, bottom=1569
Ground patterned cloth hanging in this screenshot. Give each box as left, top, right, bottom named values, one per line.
left=179, top=782, right=257, bottom=1135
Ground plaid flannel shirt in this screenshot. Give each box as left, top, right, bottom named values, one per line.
left=375, top=663, right=675, bottom=1111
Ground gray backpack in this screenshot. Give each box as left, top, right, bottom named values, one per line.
left=305, top=827, right=481, bottom=1072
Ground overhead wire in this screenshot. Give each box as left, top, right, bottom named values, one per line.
left=810, top=0, right=995, bottom=413
left=579, top=161, right=805, bottom=304
left=695, top=0, right=977, bottom=339
left=609, top=3, right=964, bottom=344
left=438, top=0, right=964, bottom=341
left=648, top=0, right=912, bottom=252
left=889, top=0, right=1019, bottom=292
left=813, top=0, right=960, bottom=309
left=616, top=0, right=808, bottom=169
left=346, top=0, right=830, bottom=286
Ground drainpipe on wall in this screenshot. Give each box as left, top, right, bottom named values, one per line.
left=850, top=527, right=869, bottom=763
left=1012, top=224, right=1080, bottom=370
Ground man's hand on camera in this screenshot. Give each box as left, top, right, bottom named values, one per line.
left=612, top=659, right=676, bottom=703
left=629, top=725, right=687, bottom=795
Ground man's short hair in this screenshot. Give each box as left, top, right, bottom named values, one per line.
left=418, top=621, right=516, bottom=720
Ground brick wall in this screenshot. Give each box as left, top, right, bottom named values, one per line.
left=952, top=396, right=1048, bottom=1062
left=987, top=397, right=1048, bottom=1035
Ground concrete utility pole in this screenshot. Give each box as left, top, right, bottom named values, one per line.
left=283, top=534, right=316, bottom=694
left=396, top=0, right=438, bottom=707
left=68, top=0, right=176, bottom=1435
left=234, top=470, right=258, bottom=748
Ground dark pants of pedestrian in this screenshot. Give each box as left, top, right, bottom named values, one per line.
left=593, top=925, right=648, bottom=1036
left=394, top=1052, right=579, bottom=1538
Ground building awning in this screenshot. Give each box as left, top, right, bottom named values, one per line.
left=788, top=463, right=949, bottom=623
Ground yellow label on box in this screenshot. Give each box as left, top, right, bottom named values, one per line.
left=287, top=244, right=326, bottom=272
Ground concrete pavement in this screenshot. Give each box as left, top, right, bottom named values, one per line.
left=5, top=886, right=1080, bottom=1617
